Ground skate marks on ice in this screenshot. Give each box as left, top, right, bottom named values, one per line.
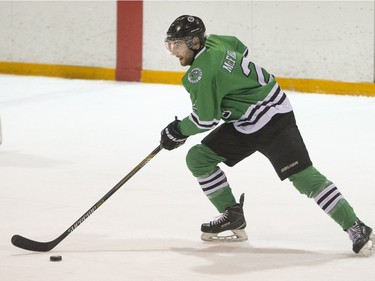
left=8, top=234, right=352, bottom=280
left=6, top=232, right=362, bottom=281
left=170, top=243, right=349, bottom=275
left=57, top=235, right=350, bottom=275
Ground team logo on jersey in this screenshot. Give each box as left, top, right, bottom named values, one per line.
left=188, top=68, right=203, bottom=84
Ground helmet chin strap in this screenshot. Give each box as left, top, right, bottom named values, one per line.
left=189, top=38, right=205, bottom=64
left=192, top=44, right=204, bottom=58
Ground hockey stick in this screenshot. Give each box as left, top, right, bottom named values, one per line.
left=11, top=145, right=162, bottom=252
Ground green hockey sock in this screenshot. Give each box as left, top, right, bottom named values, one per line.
left=289, top=166, right=357, bottom=230
left=313, top=183, right=356, bottom=230
left=207, top=186, right=237, bottom=213
left=329, top=199, right=357, bottom=230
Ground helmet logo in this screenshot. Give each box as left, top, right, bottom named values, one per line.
left=188, top=68, right=203, bottom=84
left=187, top=16, right=195, bottom=22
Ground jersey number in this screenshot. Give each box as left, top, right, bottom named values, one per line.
left=241, top=57, right=253, bottom=77
left=240, top=57, right=268, bottom=86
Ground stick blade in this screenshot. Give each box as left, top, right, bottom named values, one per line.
left=11, top=234, right=55, bottom=252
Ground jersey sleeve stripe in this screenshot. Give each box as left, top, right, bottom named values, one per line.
left=189, top=112, right=220, bottom=130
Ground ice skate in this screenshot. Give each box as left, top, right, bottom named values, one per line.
left=201, top=193, right=247, bottom=242
left=346, top=218, right=375, bottom=257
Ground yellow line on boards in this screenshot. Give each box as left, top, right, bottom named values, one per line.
left=0, top=63, right=374, bottom=97
left=0, top=62, right=115, bottom=81
left=141, top=70, right=375, bottom=97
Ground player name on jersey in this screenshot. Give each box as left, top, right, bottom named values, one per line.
left=222, top=50, right=237, bottom=73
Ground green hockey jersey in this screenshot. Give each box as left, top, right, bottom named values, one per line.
left=178, top=34, right=293, bottom=136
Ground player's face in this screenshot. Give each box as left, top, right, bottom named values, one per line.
left=165, top=40, right=195, bottom=66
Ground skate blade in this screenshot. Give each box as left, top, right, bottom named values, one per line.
left=201, top=229, right=248, bottom=242
left=358, top=233, right=375, bottom=257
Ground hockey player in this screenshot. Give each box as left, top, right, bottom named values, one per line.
left=160, top=15, right=374, bottom=256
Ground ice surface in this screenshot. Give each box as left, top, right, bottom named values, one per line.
left=1, top=74, right=374, bottom=280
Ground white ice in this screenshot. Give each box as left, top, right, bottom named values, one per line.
left=0, top=74, right=374, bottom=281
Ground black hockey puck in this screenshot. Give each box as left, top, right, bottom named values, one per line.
left=50, top=255, right=62, bottom=262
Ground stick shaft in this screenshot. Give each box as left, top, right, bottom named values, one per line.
left=11, top=145, right=162, bottom=252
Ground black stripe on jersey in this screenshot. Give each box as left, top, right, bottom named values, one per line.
left=238, top=89, right=287, bottom=127
left=190, top=113, right=220, bottom=129
left=241, top=86, right=281, bottom=122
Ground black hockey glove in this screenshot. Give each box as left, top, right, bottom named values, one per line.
left=160, top=119, right=188, bottom=151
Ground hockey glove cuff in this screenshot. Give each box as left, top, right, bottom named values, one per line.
left=160, top=119, right=188, bottom=151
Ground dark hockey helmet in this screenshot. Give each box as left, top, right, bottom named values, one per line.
left=165, top=15, right=206, bottom=49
